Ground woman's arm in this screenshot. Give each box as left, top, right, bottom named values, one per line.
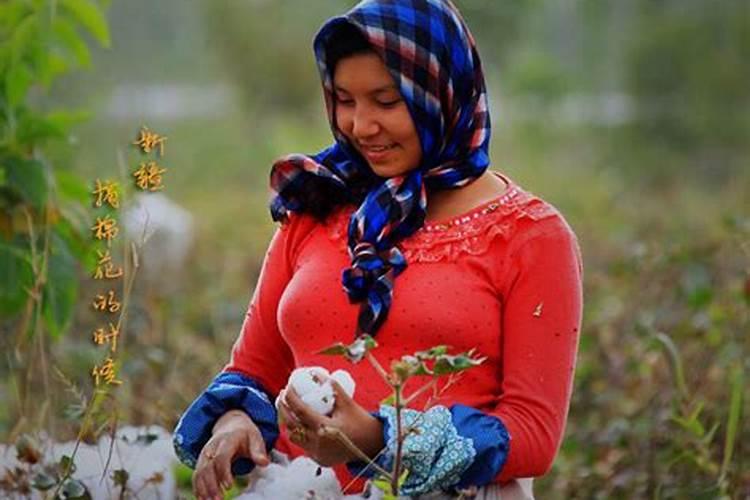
left=347, top=215, right=583, bottom=494
left=173, top=214, right=317, bottom=473
left=490, top=215, right=583, bottom=481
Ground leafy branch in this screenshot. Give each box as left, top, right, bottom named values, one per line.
left=318, top=335, right=486, bottom=498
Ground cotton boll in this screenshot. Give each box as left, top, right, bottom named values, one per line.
left=299, top=382, right=335, bottom=415
left=330, top=370, right=355, bottom=397
left=289, top=366, right=331, bottom=394
left=281, top=367, right=356, bottom=416
left=236, top=455, right=343, bottom=500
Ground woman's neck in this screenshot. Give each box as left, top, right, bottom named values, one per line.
left=425, top=169, right=509, bottom=222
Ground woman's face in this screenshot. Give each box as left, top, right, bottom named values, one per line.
left=332, top=52, right=422, bottom=178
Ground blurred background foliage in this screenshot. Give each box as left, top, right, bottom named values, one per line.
left=0, top=0, right=748, bottom=498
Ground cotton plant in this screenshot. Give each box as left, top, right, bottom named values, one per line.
left=313, top=335, right=486, bottom=499
left=0, top=426, right=178, bottom=499
left=242, top=339, right=485, bottom=500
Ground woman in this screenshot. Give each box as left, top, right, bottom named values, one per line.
left=173, top=1, right=583, bottom=499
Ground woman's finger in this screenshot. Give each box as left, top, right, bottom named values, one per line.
left=247, top=427, right=270, bottom=466
left=192, top=469, right=205, bottom=499
left=197, top=463, right=220, bottom=500
left=278, top=400, right=302, bottom=429
left=285, top=387, right=328, bottom=430
left=210, top=438, right=234, bottom=493
left=329, top=380, right=353, bottom=408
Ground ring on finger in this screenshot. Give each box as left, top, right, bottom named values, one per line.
left=291, top=426, right=307, bottom=443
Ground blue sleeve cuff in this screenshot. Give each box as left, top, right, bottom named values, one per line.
left=172, top=371, right=279, bottom=476
left=345, top=404, right=510, bottom=496
left=450, top=404, right=511, bottom=490
left=345, top=410, right=392, bottom=479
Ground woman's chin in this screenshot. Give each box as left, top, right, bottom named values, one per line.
left=369, top=161, right=414, bottom=179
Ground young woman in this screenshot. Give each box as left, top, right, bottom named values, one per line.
left=173, top=1, right=583, bottom=499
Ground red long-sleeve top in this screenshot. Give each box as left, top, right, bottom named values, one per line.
left=224, top=171, right=584, bottom=487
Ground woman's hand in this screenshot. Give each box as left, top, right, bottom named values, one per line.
left=193, top=409, right=270, bottom=500
left=280, top=380, right=384, bottom=467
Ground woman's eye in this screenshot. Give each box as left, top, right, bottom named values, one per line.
left=379, top=99, right=402, bottom=107
left=336, top=97, right=354, bottom=105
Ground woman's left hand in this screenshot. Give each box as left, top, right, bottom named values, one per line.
left=280, top=380, right=384, bottom=467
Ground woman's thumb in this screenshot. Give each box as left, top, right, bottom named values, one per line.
left=330, top=379, right=353, bottom=406
left=248, top=434, right=269, bottom=466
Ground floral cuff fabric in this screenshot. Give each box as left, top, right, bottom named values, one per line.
left=172, top=371, right=279, bottom=476
left=346, top=404, right=511, bottom=496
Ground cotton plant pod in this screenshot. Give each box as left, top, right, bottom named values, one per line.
left=275, top=367, right=355, bottom=416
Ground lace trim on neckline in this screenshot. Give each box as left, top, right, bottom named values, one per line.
left=324, top=186, right=558, bottom=263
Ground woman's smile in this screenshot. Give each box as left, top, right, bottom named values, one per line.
left=333, top=52, right=422, bottom=177
left=359, top=142, right=398, bottom=163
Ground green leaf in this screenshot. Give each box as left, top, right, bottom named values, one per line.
left=46, top=109, right=92, bottom=132
left=0, top=241, right=33, bottom=316
left=42, top=233, right=79, bottom=339
left=432, top=351, right=486, bottom=375
left=38, top=52, right=69, bottom=87
left=111, top=469, right=128, bottom=487
left=415, top=345, right=448, bottom=360
left=54, top=169, right=91, bottom=204
left=59, top=0, right=110, bottom=48
left=719, top=364, right=743, bottom=485
left=17, top=108, right=90, bottom=145
left=412, top=361, right=433, bottom=376
left=63, top=402, right=86, bottom=421
left=372, top=476, right=394, bottom=497
left=53, top=214, right=92, bottom=264
left=58, top=455, right=76, bottom=475
left=6, top=61, right=34, bottom=107
left=671, top=414, right=705, bottom=438
left=317, top=342, right=348, bottom=356
left=31, top=471, right=57, bottom=490
left=380, top=393, right=396, bottom=406
left=653, top=332, right=688, bottom=399
left=9, top=13, right=37, bottom=66
left=397, top=467, right=409, bottom=487
left=52, top=17, right=91, bottom=67
left=317, top=335, right=378, bottom=363
left=59, top=478, right=90, bottom=499
left=2, top=155, right=48, bottom=208
left=0, top=3, right=33, bottom=30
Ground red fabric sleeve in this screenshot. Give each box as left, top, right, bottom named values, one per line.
left=493, top=216, right=584, bottom=482
left=223, top=214, right=316, bottom=397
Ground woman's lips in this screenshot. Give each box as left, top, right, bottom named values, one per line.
left=360, top=144, right=396, bottom=163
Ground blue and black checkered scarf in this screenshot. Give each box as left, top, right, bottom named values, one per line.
left=269, top=0, right=491, bottom=339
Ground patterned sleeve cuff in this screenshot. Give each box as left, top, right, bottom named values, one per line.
left=172, top=371, right=279, bottom=475
left=371, top=404, right=477, bottom=496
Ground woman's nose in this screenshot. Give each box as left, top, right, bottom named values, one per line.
left=351, top=107, right=380, bottom=138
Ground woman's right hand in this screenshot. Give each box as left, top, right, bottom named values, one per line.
left=193, top=409, right=270, bottom=500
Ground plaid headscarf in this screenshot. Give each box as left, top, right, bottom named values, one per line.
left=269, top=0, right=490, bottom=339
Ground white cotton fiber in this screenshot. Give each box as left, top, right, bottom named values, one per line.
left=0, top=426, right=178, bottom=500
left=236, top=452, right=344, bottom=499
left=330, top=370, right=356, bottom=397
left=276, top=367, right=356, bottom=416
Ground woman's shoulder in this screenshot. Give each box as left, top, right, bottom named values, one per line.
left=400, top=173, right=572, bottom=262
left=318, top=172, right=579, bottom=263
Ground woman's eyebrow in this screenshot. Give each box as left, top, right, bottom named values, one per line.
left=333, top=84, right=399, bottom=95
